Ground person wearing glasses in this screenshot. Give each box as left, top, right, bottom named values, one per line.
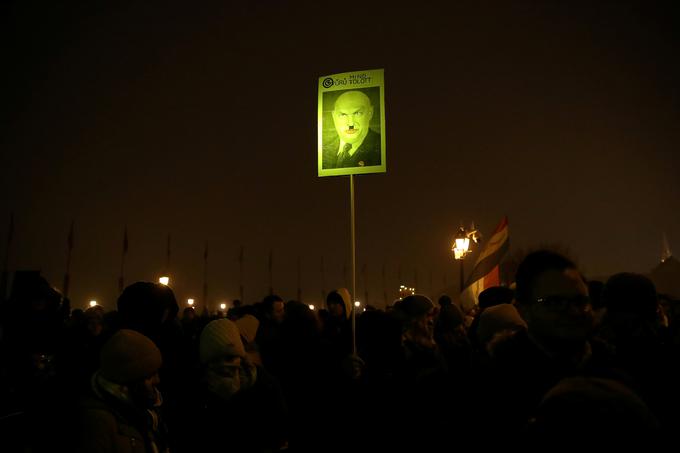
left=474, top=250, right=625, bottom=444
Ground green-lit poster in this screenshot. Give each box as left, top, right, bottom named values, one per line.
left=318, top=69, right=386, bottom=177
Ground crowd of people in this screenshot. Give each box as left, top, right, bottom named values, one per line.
left=1, top=249, right=679, bottom=452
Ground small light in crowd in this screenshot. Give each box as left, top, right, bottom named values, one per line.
left=220, top=303, right=226, bottom=310
left=159, top=276, right=170, bottom=285
left=187, top=299, right=195, bottom=306
left=363, top=308, right=366, bottom=312
left=354, top=301, right=361, bottom=307
left=309, top=304, right=315, bottom=310
left=89, top=300, right=97, bottom=307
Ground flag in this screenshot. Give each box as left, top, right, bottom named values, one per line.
left=461, top=216, right=510, bottom=311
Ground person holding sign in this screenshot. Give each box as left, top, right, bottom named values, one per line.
left=323, top=90, right=381, bottom=169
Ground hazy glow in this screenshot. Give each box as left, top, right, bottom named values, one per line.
left=187, top=298, right=194, bottom=306
left=159, top=276, right=170, bottom=285
left=89, top=300, right=97, bottom=307
left=220, top=303, right=226, bottom=310
left=309, top=304, right=315, bottom=310
left=354, top=301, right=361, bottom=307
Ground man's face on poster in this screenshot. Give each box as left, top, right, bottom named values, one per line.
left=332, top=91, right=374, bottom=145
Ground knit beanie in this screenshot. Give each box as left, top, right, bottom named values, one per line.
left=235, top=314, right=260, bottom=345
left=438, top=303, right=465, bottom=328
left=478, top=286, right=514, bottom=310
left=532, top=377, right=659, bottom=438
left=603, top=273, right=658, bottom=321
left=199, top=319, right=246, bottom=364
left=99, top=329, right=162, bottom=384
left=477, top=303, right=527, bottom=345
left=398, top=295, right=434, bottom=319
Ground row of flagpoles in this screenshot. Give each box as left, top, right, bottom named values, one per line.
left=2, top=213, right=510, bottom=309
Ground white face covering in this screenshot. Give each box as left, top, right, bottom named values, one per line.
left=204, top=357, right=257, bottom=402
left=206, top=368, right=241, bottom=401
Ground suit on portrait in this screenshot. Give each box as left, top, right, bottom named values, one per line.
left=322, top=129, right=381, bottom=169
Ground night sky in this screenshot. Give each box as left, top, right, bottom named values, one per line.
left=2, top=1, right=679, bottom=310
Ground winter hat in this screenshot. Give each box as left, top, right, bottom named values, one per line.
left=603, top=273, right=658, bottom=321
left=531, top=377, right=659, bottom=440
left=99, top=329, right=162, bottom=384
left=199, top=319, right=246, bottom=364
left=117, top=281, right=179, bottom=332
left=477, top=303, right=527, bottom=346
left=438, top=303, right=465, bottom=328
left=235, top=314, right=260, bottom=345
left=84, top=305, right=105, bottom=321
left=478, top=286, right=514, bottom=310
left=398, top=295, right=435, bottom=319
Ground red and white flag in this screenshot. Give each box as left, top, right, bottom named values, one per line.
left=461, top=216, right=510, bottom=311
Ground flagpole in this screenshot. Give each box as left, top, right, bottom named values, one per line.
left=63, top=221, right=74, bottom=299
left=202, top=241, right=209, bottom=317
left=239, top=245, right=244, bottom=303
left=350, top=175, right=357, bottom=356
left=382, top=263, right=387, bottom=308
left=1, top=213, right=14, bottom=304
left=297, top=256, right=302, bottom=302
left=118, top=226, right=128, bottom=294
left=320, top=255, right=326, bottom=304
left=268, top=249, right=273, bottom=295
left=363, top=263, right=368, bottom=307
left=166, top=234, right=171, bottom=276
left=414, top=267, right=419, bottom=293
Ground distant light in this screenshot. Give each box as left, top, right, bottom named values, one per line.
left=89, top=300, right=97, bottom=307
left=363, top=308, right=366, bottom=312
left=220, top=303, right=226, bottom=310
left=309, top=304, right=315, bottom=310
left=354, top=301, right=361, bottom=307
left=159, top=276, right=170, bottom=285
left=187, top=298, right=195, bottom=306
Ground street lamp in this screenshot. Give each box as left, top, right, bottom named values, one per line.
left=187, top=298, right=195, bottom=306
left=89, top=300, right=97, bottom=307
left=453, top=226, right=472, bottom=293
left=159, top=276, right=170, bottom=286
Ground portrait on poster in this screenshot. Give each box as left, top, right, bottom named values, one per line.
left=317, top=69, right=386, bottom=177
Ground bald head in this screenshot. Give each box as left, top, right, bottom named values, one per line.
left=332, top=91, right=374, bottom=145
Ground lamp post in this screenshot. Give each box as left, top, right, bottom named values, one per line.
left=452, top=226, right=471, bottom=293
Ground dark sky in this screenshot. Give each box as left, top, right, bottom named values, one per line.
left=2, top=1, right=679, bottom=310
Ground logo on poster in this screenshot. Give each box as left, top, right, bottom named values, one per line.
left=322, top=73, right=374, bottom=89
